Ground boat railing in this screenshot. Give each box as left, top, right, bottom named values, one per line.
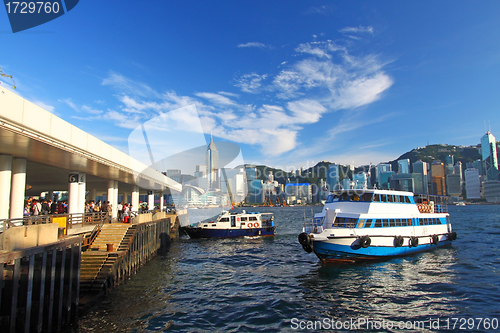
left=414, top=194, right=448, bottom=213
left=303, top=216, right=324, bottom=234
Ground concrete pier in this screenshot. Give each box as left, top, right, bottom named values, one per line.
left=0, top=212, right=182, bottom=332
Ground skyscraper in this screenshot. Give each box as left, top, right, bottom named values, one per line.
left=413, top=160, right=429, bottom=194
left=481, top=131, right=499, bottom=181
left=206, top=134, right=219, bottom=190
left=327, top=164, right=340, bottom=191
left=397, top=159, right=410, bottom=174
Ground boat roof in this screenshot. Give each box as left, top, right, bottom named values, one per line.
left=330, top=189, right=414, bottom=196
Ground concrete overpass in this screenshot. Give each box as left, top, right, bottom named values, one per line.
left=0, top=89, right=181, bottom=220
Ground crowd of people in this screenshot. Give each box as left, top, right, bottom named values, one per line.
left=24, top=197, right=69, bottom=216
left=22, top=197, right=175, bottom=224
left=22, top=197, right=161, bottom=224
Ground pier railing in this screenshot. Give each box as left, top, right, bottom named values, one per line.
left=0, top=212, right=108, bottom=233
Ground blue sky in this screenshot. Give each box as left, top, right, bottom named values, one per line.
left=2, top=1, right=500, bottom=174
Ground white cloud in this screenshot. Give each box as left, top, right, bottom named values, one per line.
left=33, top=100, right=55, bottom=113
left=217, top=91, right=239, bottom=98
left=234, top=73, right=267, bottom=93
left=195, top=92, right=238, bottom=106
left=328, top=72, right=393, bottom=110
left=81, top=105, right=103, bottom=115
left=238, top=42, right=266, bottom=48
left=59, top=98, right=79, bottom=112
left=98, top=34, right=394, bottom=159
left=339, top=26, right=374, bottom=35
left=102, top=72, right=158, bottom=98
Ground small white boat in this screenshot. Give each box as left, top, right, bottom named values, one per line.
left=456, top=202, right=466, bottom=206
left=298, top=189, right=457, bottom=263
left=182, top=210, right=275, bottom=238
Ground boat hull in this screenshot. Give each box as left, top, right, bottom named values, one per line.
left=183, top=226, right=275, bottom=239
left=311, top=238, right=452, bottom=263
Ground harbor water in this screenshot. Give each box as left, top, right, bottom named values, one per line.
left=73, top=205, right=500, bottom=332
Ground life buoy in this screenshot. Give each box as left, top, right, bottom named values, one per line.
left=394, top=236, right=404, bottom=247
left=360, top=236, right=371, bottom=248
left=248, top=223, right=253, bottom=228
left=432, top=235, right=439, bottom=245
left=302, top=244, right=313, bottom=253
left=418, top=204, right=423, bottom=211
left=298, top=232, right=311, bottom=246
left=254, top=222, right=259, bottom=228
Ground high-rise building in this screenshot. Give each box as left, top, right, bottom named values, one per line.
left=483, top=180, right=500, bottom=203
left=454, top=162, right=463, bottom=179
left=465, top=168, right=481, bottom=199
left=446, top=174, right=462, bottom=198
left=481, top=131, right=499, bottom=181
left=431, top=161, right=445, bottom=195
left=412, top=160, right=429, bottom=194
left=390, top=173, right=423, bottom=193
left=327, top=164, right=340, bottom=191
left=221, top=167, right=247, bottom=203
left=206, top=134, right=219, bottom=190
left=397, top=159, right=410, bottom=174
left=353, top=173, right=368, bottom=189
left=377, top=163, right=392, bottom=187
left=165, top=169, right=182, bottom=183
left=473, top=159, right=484, bottom=177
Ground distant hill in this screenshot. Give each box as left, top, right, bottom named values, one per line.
left=249, top=142, right=499, bottom=184
left=389, top=144, right=481, bottom=172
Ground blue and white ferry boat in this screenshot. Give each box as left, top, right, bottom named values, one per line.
left=298, top=189, right=457, bottom=263
left=183, top=210, right=275, bottom=238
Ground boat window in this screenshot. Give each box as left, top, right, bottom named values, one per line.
left=382, top=219, right=388, bottom=227
left=391, top=219, right=397, bottom=227
left=372, top=194, right=380, bottom=202
left=357, top=219, right=365, bottom=228
left=361, top=193, right=373, bottom=202
left=345, top=218, right=357, bottom=228
left=333, top=217, right=345, bottom=227
left=241, top=217, right=248, bottom=221
left=249, top=216, right=258, bottom=221
left=350, top=194, right=360, bottom=201
left=374, top=219, right=382, bottom=228
left=408, top=219, right=413, bottom=226
left=220, top=217, right=229, bottom=222
left=388, top=195, right=394, bottom=203
left=381, top=194, right=387, bottom=202
left=394, top=196, right=400, bottom=203
left=405, top=196, right=411, bottom=203
left=340, top=193, right=349, bottom=201
left=326, top=195, right=334, bottom=203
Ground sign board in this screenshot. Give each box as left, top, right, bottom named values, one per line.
left=52, top=216, right=67, bottom=234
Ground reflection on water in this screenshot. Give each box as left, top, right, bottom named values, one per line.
left=73, top=205, right=500, bottom=333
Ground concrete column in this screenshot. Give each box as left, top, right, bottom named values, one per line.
left=122, top=192, right=129, bottom=204
left=131, top=186, right=139, bottom=213
left=159, top=190, right=164, bottom=212
left=113, top=181, right=119, bottom=220
left=68, top=172, right=79, bottom=215
left=10, top=158, right=27, bottom=219
left=107, top=180, right=114, bottom=209
left=78, top=173, right=86, bottom=214
left=148, top=191, right=154, bottom=211
left=0, top=155, right=12, bottom=219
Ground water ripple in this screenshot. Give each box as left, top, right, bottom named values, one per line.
left=73, top=205, right=500, bottom=332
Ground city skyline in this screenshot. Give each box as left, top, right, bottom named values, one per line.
left=2, top=2, right=500, bottom=169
